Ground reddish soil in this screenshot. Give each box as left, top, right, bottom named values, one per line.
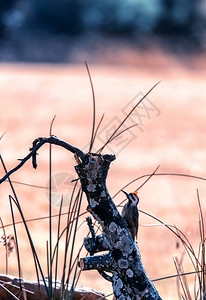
left=0, top=53, right=206, bottom=299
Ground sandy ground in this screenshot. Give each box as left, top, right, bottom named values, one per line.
left=0, top=54, right=206, bottom=299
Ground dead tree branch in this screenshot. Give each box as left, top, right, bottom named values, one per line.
left=0, top=136, right=162, bottom=299
left=0, top=136, right=84, bottom=184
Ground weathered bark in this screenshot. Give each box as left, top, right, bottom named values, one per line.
left=75, top=152, right=162, bottom=300
left=0, top=274, right=105, bottom=300
left=0, top=136, right=162, bottom=299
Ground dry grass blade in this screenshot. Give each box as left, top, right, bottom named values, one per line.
left=85, top=62, right=96, bottom=153
left=65, top=253, right=80, bottom=300
left=0, top=131, right=7, bottom=141
left=173, top=224, right=202, bottom=285
left=92, top=113, right=104, bottom=149
left=115, top=165, right=160, bottom=207
left=178, top=253, right=192, bottom=300
left=48, top=116, right=56, bottom=299
left=2, top=174, right=206, bottom=231
left=9, top=196, right=27, bottom=300
left=0, top=155, right=20, bottom=206
left=0, top=283, right=20, bottom=300
left=113, top=172, right=206, bottom=201
left=195, top=242, right=202, bottom=300
left=59, top=185, right=83, bottom=299
left=64, top=191, right=83, bottom=294
left=46, top=240, right=49, bottom=285
left=152, top=270, right=203, bottom=283
left=61, top=189, right=78, bottom=287
left=0, top=210, right=87, bottom=230
left=49, top=115, right=56, bottom=136
left=1, top=152, right=45, bottom=297
left=175, top=253, right=192, bottom=300
left=174, top=257, right=188, bottom=300
left=108, top=123, right=138, bottom=144
left=54, top=196, right=63, bottom=300
left=140, top=209, right=200, bottom=269
left=141, top=193, right=206, bottom=300
left=97, top=81, right=160, bottom=153
left=135, top=165, right=160, bottom=192
left=97, top=292, right=113, bottom=300
left=0, top=279, right=35, bottom=294
left=6, top=180, right=46, bottom=189
left=7, top=193, right=48, bottom=297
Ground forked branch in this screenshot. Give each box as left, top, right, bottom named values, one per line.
left=0, top=136, right=84, bottom=184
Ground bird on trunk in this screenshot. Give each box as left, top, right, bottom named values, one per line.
left=121, top=190, right=139, bottom=241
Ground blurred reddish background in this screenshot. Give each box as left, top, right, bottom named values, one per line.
left=0, top=54, right=206, bottom=298
left=1, top=1, right=206, bottom=298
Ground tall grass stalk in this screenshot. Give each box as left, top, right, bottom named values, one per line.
left=8, top=196, right=24, bottom=296
left=1, top=151, right=84, bottom=300
left=0, top=155, right=48, bottom=296
left=48, top=115, right=56, bottom=298
left=139, top=190, right=206, bottom=300
left=59, top=188, right=83, bottom=299
left=65, top=192, right=83, bottom=298
left=54, top=196, right=63, bottom=300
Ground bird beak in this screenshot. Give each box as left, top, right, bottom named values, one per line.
left=121, top=190, right=129, bottom=197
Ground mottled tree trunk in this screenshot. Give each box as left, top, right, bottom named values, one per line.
left=75, top=152, right=161, bottom=300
